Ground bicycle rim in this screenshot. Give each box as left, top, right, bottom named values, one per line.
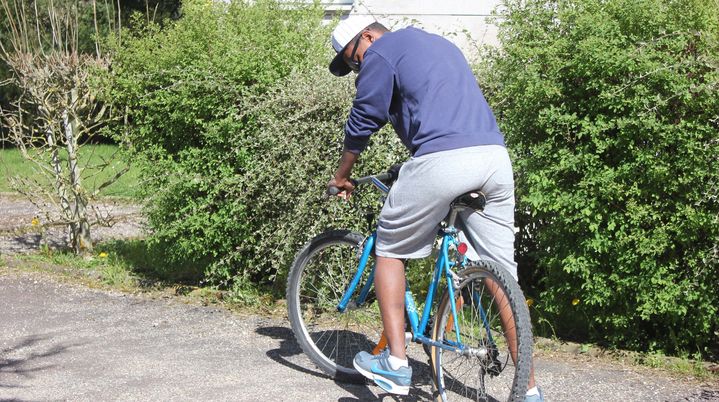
left=432, top=262, right=532, bottom=402
left=287, top=230, right=383, bottom=382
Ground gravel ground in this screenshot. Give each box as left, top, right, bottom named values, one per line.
left=0, top=269, right=717, bottom=402
left=0, top=193, right=144, bottom=254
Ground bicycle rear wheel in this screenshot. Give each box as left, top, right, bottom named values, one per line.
left=286, top=230, right=382, bottom=383
left=431, top=261, right=532, bottom=402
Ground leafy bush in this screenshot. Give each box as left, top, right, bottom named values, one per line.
left=106, top=0, right=406, bottom=290
left=105, top=0, right=328, bottom=277
left=480, top=0, right=719, bottom=356
left=216, top=67, right=406, bottom=289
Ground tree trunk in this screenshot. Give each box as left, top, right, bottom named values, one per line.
left=63, top=99, right=93, bottom=254
left=46, top=126, right=74, bottom=225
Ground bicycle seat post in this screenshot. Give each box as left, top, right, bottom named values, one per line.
left=445, top=206, right=460, bottom=231
left=445, top=190, right=486, bottom=233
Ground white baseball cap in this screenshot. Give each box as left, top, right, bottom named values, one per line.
left=329, top=15, right=377, bottom=76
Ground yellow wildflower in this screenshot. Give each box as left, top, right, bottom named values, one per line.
left=526, top=298, right=535, bottom=307
left=572, top=298, right=580, bottom=306
left=98, top=252, right=108, bottom=258
left=31, top=217, right=39, bottom=226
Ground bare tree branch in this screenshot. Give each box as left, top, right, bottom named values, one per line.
left=0, top=0, right=129, bottom=254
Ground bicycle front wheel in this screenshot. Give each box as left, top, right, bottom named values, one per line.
left=286, top=230, right=382, bottom=383
left=432, top=261, right=533, bottom=402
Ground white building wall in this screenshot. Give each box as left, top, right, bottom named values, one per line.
left=324, top=0, right=503, bottom=54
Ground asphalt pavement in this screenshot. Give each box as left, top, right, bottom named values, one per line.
left=1, top=269, right=717, bottom=401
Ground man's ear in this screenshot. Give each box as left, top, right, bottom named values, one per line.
left=362, top=30, right=375, bottom=43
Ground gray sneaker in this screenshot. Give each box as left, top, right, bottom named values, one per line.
left=353, top=350, right=412, bottom=395
left=524, top=386, right=545, bottom=402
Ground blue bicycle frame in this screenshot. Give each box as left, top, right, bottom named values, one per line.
left=335, top=223, right=471, bottom=354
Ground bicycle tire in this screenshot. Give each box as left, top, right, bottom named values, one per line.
left=286, top=229, right=382, bottom=383
left=431, top=261, right=532, bottom=402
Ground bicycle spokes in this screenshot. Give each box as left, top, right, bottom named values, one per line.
left=433, top=264, right=531, bottom=401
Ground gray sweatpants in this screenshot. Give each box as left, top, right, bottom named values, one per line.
left=375, top=144, right=518, bottom=280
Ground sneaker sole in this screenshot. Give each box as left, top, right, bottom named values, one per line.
left=352, top=360, right=410, bottom=396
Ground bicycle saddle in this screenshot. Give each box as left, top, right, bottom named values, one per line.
left=451, top=190, right=486, bottom=212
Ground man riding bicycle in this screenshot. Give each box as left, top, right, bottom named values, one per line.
left=327, top=15, right=543, bottom=401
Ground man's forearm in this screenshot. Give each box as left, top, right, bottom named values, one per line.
left=334, top=150, right=359, bottom=181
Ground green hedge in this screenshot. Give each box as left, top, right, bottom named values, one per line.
left=105, top=0, right=406, bottom=290
left=479, top=0, right=719, bottom=356
left=104, top=0, right=326, bottom=281
left=213, top=68, right=407, bottom=288
left=108, top=0, right=719, bottom=356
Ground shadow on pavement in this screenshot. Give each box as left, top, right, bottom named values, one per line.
left=256, top=325, right=334, bottom=381
left=0, top=334, right=78, bottom=389
left=256, top=325, right=435, bottom=401
left=5, top=233, right=66, bottom=254
left=695, top=389, right=719, bottom=400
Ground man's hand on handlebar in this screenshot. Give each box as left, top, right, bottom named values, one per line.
left=327, top=176, right=355, bottom=200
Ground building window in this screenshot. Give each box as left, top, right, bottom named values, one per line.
left=321, top=0, right=353, bottom=18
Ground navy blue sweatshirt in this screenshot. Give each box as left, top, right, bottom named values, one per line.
left=344, top=27, right=505, bottom=157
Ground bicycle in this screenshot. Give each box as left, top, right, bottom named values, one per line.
left=286, top=165, right=533, bottom=401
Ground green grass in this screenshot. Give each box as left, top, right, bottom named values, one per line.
left=7, top=238, right=281, bottom=312
left=534, top=336, right=718, bottom=380
left=13, top=239, right=201, bottom=290
left=0, top=144, right=141, bottom=198
left=17, top=248, right=141, bottom=291
left=634, top=350, right=715, bottom=379
left=99, top=239, right=207, bottom=284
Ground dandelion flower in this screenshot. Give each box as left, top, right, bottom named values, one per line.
left=98, top=252, right=108, bottom=258
left=572, top=298, right=580, bottom=306
left=526, top=298, right=535, bottom=307
left=31, top=217, right=39, bottom=226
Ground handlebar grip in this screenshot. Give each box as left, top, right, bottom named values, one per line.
left=327, top=179, right=357, bottom=197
